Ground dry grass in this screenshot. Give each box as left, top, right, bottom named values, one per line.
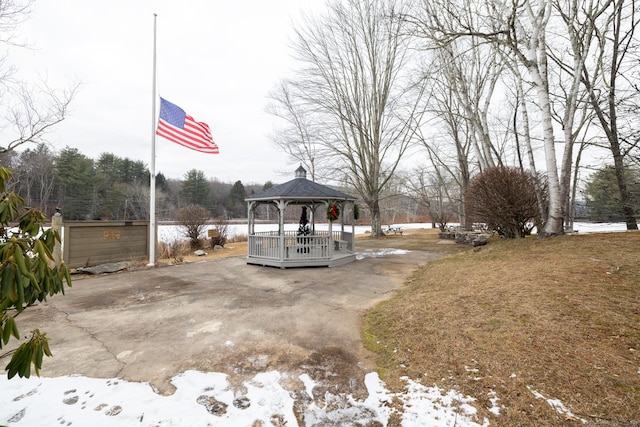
left=177, top=241, right=249, bottom=263
left=158, top=233, right=249, bottom=264
left=363, top=231, right=640, bottom=426
left=356, top=227, right=469, bottom=253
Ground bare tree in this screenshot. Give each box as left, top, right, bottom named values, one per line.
left=14, top=143, right=56, bottom=214
left=569, top=0, right=639, bottom=230
left=413, top=43, right=498, bottom=228
left=121, top=182, right=154, bottom=221
left=270, top=0, right=428, bottom=236
left=425, top=20, right=507, bottom=170
left=267, top=80, right=325, bottom=182
left=0, top=1, right=80, bottom=155
left=175, top=204, right=211, bottom=249
left=410, top=0, right=569, bottom=235
left=2, top=81, right=80, bottom=153
left=407, top=166, right=459, bottom=230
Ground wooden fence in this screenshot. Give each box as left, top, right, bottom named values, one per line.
left=61, top=221, right=150, bottom=268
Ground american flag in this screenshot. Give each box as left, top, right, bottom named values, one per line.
left=156, top=97, right=219, bottom=154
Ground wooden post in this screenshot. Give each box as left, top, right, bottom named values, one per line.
left=52, top=212, right=62, bottom=268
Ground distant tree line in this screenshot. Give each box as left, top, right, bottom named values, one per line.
left=2, top=142, right=631, bottom=226
left=0, top=144, right=269, bottom=221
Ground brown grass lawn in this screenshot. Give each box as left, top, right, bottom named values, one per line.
left=178, top=240, right=249, bottom=263
left=363, top=231, right=640, bottom=426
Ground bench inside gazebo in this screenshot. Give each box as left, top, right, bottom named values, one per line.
left=245, top=166, right=358, bottom=268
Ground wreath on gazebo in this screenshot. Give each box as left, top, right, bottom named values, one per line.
left=326, top=202, right=340, bottom=221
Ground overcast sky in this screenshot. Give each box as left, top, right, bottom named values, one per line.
left=9, top=0, right=322, bottom=184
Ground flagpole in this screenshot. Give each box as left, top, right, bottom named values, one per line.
left=148, top=13, right=157, bottom=267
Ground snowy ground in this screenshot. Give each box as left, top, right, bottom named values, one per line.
left=1, top=222, right=628, bottom=426
left=0, top=371, right=497, bottom=427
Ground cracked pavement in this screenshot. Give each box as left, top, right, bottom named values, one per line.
left=9, top=249, right=446, bottom=397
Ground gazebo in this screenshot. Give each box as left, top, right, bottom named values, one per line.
left=245, top=166, right=358, bottom=268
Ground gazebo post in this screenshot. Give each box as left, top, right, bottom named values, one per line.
left=247, top=201, right=255, bottom=235
left=328, top=206, right=333, bottom=258
left=277, top=199, right=286, bottom=262
left=350, top=201, right=356, bottom=250
left=310, top=203, right=315, bottom=234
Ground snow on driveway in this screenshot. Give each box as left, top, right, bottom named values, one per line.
left=1, top=371, right=495, bottom=426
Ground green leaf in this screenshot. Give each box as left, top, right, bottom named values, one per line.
left=1, top=315, right=19, bottom=346
left=7, top=265, right=18, bottom=303
left=0, top=263, right=13, bottom=299
left=5, top=342, right=29, bottom=379
left=13, top=245, right=29, bottom=277
left=10, top=315, right=19, bottom=340
left=2, top=316, right=12, bottom=345
left=15, top=269, right=24, bottom=310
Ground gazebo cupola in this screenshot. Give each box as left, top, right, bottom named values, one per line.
left=245, top=167, right=358, bottom=268
left=295, top=165, right=307, bottom=179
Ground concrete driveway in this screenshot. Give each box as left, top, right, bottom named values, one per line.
left=11, top=248, right=446, bottom=397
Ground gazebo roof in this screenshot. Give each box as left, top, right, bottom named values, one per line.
left=245, top=166, right=357, bottom=202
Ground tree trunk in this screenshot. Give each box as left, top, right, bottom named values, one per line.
left=526, top=56, right=563, bottom=235
left=519, top=74, right=548, bottom=227
left=612, top=142, right=639, bottom=230
left=369, top=199, right=384, bottom=237
left=579, top=0, right=638, bottom=230
left=607, top=5, right=638, bottom=230
left=526, top=4, right=564, bottom=236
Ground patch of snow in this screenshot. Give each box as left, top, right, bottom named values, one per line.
left=356, top=248, right=410, bottom=260
left=527, top=386, right=586, bottom=423
left=0, top=371, right=493, bottom=427
left=298, top=373, right=316, bottom=399
left=488, top=390, right=501, bottom=415
left=364, top=372, right=394, bottom=423
left=399, top=377, right=489, bottom=427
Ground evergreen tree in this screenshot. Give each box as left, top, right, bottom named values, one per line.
left=181, top=169, right=209, bottom=207
left=584, top=165, right=640, bottom=222
left=94, top=153, right=151, bottom=220
left=55, top=148, right=96, bottom=220
left=156, top=172, right=168, bottom=192
left=225, top=180, right=247, bottom=218
left=263, top=181, right=274, bottom=191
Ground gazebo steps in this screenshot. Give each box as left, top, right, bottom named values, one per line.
left=246, top=253, right=356, bottom=269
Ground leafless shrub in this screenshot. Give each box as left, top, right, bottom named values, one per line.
left=209, top=217, right=229, bottom=248
left=465, top=166, right=542, bottom=238
left=175, top=204, right=211, bottom=249
left=157, top=240, right=186, bottom=264
left=229, top=232, right=248, bottom=243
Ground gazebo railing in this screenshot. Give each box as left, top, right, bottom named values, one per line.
left=248, top=229, right=353, bottom=261
left=284, top=235, right=330, bottom=260
left=248, top=235, right=280, bottom=259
